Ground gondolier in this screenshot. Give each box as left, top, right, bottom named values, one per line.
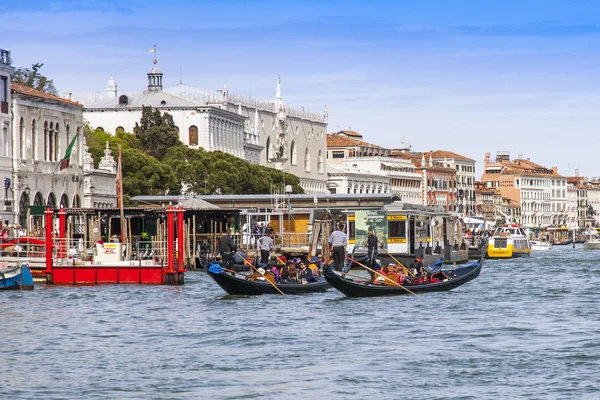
left=218, top=229, right=237, bottom=270
left=328, top=224, right=347, bottom=271
left=258, top=231, right=274, bottom=266
left=364, top=229, right=380, bottom=282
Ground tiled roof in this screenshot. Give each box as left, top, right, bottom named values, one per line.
left=11, top=82, right=82, bottom=107
left=326, top=134, right=383, bottom=149
left=336, top=130, right=363, bottom=138
left=419, top=150, right=474, bottom=162
left=389, top=151, right=414, bottom=160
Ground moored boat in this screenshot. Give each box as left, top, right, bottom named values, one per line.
left=0, top=260, right=34, bottom=290
left=207, top=263, right=330, bottom=295
left=324, top=257, right=482, bottom=298
left=486, top=223, right=531, bottom=259
left=583, top=238, right=600, bottom=250
left=531, top=241, right=553, bottom=251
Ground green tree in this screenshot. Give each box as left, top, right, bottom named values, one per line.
left=134, top=106, right=181, bottom=160
left=84, top=126, right=180, bottom=205
left=12, top=63, right=58, bottom=95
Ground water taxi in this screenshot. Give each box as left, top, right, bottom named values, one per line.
left=531, top=241, right=553, bottom=251
left=486, top=223, right=531, bottom=258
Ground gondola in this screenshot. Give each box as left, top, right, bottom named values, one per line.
left=324, top=257, right=482, bottom=298
left=207, top=264, right=330, bottom=295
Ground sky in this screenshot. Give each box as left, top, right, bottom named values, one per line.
left=3, top=0, right=600, bottom=179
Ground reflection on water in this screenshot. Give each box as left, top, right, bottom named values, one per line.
left=2, top=245, right=600, bottom=399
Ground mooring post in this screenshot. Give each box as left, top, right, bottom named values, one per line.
left=166, top=205, right=175, bottom=284
left=44, top=208, right=54, bottom=284
left=176, top=205, right=185, bottom=285
left=58, top=208, right=66, bottom=260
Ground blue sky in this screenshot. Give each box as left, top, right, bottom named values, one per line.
left=3, top=0, right=600, bottom=178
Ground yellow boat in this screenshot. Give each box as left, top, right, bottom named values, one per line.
left=486, top=223, right=531, bottom=259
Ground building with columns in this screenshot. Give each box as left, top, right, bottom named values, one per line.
left=10, top=82, right=117, bottom=229
left=73, top=58, right=328, bottom=194
left=1, top=48, right=15, bottom=224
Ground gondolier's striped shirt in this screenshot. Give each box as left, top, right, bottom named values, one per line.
left=329, top=230, right=347, bottom=247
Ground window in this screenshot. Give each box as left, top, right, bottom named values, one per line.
left=317, top=150, right=323, bottom=173
left=19, top=117, right=25, bottom=159
left=0, top=76, right=7, bottom=113
left=304, top=147, right=310, bottom=172
left=332, top=151, right=344, bottom=159
left=189, top=125, right=198, bottom=146
left=388, top=220, right=407, bottom=238
left=266, top=137, right=271, bottom=161
left=54, top=124, right=59, bottom=161
left=44, top=121, right=48, bottom=161
left=31, top=119, right=37, bottom=160
left=290, top=140, right=297, bottom=165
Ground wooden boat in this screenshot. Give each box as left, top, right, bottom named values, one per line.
left=0, top=260, right=34, bottom=290
left=324, top=257, right=482, bottom=298
left=552, top=240, right=573, bottom=246
left=207, top=264, right=330, bottom=295
left=583, top=238, right=600, bottom=250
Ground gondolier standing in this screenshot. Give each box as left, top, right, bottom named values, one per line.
left=328, top=223, right=347, bottom=271
left=218, top=229, right=237, bottom=270
left=364, top=229, right=380, bottom=282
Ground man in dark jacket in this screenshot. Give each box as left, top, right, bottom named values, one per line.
left=218, top=229, right=237, bottom=270
left=364, top=229, right=380, bottom=282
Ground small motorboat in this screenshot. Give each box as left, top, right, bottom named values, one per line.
left=530, top=241, right=553, bottom=251
left=207, top=263, right=330, bottom=295
left=324, top=257, right=482, bottom=298
left=583, top=238, right=600, bottom=250
left=0, top=260, right=34, bottom=290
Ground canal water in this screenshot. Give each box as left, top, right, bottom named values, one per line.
left=2, top=245, right=600, bottom=399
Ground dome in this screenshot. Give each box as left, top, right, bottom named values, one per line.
left=148, top=65, right=162, bottom=74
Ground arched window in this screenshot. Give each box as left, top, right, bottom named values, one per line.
left=119, top=95, right=128, bottom=105
left=317, top=149, right=323, bottom=173
left=2, top=125, right=7, bottom=157
left=73, top=194, right=81, bottom=208
left=54, top=123, right=59, bottom=161
left=304, top=147, right=310, bottom=172
left=48, top=122, right=54, bottom=161
left=189, top=125, right=198, bottom=146
left=31, top=119, right=37, bottom=160
left=19, top=117, right=25, bottom=159
left=44, top=121, right=48, bottom=161
left=60, top=193, right=69, bottom=208
left=96, top=127, right=104, bottom=133
left=116, top=126, right=124, bottom=133
left=66, top=124, right=70, bottom=155
left=266, top=137, right=272, bottom=162
left=47, top=192, right=57, bottom=209
left=290, top=140, right=297, bottom=165
left=19, top=191, right=30, bottom=228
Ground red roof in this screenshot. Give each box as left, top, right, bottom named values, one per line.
left=11, top=82, right=82, bottom=107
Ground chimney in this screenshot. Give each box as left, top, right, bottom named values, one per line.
left=484, top=152, right=490, bottom=165
left=552, top=167, right=558, bottom=174
left=63, top=92, right=72, bottom=100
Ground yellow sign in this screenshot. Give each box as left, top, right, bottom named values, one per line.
left=348, top=216, right=356, bottom=221
left=348, top=239, right=356, bottom=244
left=388, top=215, right=407, bottom=220
left=388, top=238, right=407, bottom=243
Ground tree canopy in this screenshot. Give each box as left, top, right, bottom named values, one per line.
left=84, top=106, right=304, bottom=204
left=12, top=63, right=58, bottom=95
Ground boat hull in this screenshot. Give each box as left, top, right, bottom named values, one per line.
left=531, top=241, right=553, bottom=251
left=583, top=240, right=600, bottom=250
left=324, top=258, right=482, bottom=298
left=486, top=244, right=531, bottom=258
left=207, top=269, right=330, bottom=295
left=0, top=263, right=34, bottom=290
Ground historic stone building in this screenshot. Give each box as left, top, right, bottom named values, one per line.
left=72, top=58, right=329, bottom=194
left=1, top=48, right=15, bottom=224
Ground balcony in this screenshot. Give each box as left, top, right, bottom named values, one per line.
left=0, top=101, right=8, bottom=114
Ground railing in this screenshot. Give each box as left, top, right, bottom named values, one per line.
left=51, top=238, right=168, bottom=266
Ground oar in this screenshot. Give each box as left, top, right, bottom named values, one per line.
left=275, top=255, right=287, bottom=265
left=336, top=270, right=371, bottom=282
left=378, top=246, right=415, bottom=277
left=345, top=255, right=416, bottom=296
left=236, top=252, right=285, bottom=296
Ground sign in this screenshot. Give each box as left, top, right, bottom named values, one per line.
left=388, top=215, right=406, bottom=220
left=355, top=210, right=388, bottom=248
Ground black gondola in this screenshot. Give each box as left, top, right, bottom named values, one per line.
left=324, top=257, right=483, bottom=298
left=207, top=264, right=330, bottom=295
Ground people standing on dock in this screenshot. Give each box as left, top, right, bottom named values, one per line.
left=258, top=230, right=274, bottom=266
left=111, top=234, right=120, bottom=243
left=328, top=223, right=347, bottom=271
left=218, top=229, right=237, bottom=270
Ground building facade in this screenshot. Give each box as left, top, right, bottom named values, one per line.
left=73, top=61, right=328, bottom=194
left=1, top=48, right=15, bottom=224
left=481, top=151, right=567, bottom=229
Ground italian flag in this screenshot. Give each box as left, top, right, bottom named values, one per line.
left=59, top=135, right=78, bottom=171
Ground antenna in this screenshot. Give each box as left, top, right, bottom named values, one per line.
left=179, top=66, right=182, bottom=85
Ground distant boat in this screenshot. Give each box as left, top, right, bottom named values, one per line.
left=583, top=238, right=600, bottom=250
left=531, top=241, right=553, bottom=251
left=0, top=260, right=34, bottom=290
left=486, top=223, right=531, bottom=259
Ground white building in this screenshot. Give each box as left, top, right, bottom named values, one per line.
left=73, top=58, right=328, bottom=194
left=10, top=82, right=117, bottom=230
left=1, top=48, right=15, bottom=224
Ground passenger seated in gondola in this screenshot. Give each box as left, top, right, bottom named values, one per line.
left=255, top=267, right=266, bottom=281
left=299, top=262, right=318, bottom=283
left=308, top=256, right=321, bottom=276
left=414, top=258, right=424, bottom=275
left=271, top=266, right=281, bottom=283
left=288, top=259, right=299, bottom=281
left=280, top=265, right=292, bottom=282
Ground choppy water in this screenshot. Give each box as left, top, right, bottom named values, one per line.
left=1, top=244, right=600, bottom=400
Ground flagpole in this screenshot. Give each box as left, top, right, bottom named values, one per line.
left=118, top=146, right=126, bottom=247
